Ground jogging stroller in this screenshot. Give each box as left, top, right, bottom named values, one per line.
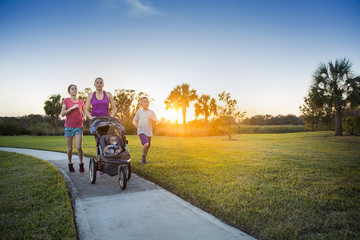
left=89, top=116, right=131, bottom=190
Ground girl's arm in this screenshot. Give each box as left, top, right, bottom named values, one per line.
left=133, top=112, right=139, bottom=128
left=81, top=101, right=85, bottom=121
left=61, top=103, right=78, bottom=117
left=84, top=93, right=93, bottom=120
left=107, top=92, right=117, bottom=118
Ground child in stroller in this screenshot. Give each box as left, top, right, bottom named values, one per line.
left=103, top=135, right=122, bottom=155
left=89, top=116, right=131, bottom=190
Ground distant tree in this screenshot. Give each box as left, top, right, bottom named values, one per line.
left=113, top=89, right=136, bottom=122
left=310, top=58, right=360, bottom=136
left=194, top=94, right=218, bottom=123
left=242, top=114, right=303, bottom=126
left=165, top=83, right=197, bottom=127
left=218, top=91, right=246, bottom=140
left=164, top=89, right=181, bottom=124
left=78, top=87, right=92, bottom=102
left=112, top=89, right=151, bottom=134
left=246, top=115, right=265, bottom=125
left=44, top=94, right=62, bottom=133
left=300, top=94, right=325, bottom=131
left=20, top=114, right=46, bottom=129
left=0, top=117, right=20, bottom=135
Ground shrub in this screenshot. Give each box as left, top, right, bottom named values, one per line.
left=29, top=122, right=53, bottom=136
left=343, top=116, right=360, bottom=135
left=237, top=125, right=305, bottom=134
left=0, top=120, right=22, bottom=135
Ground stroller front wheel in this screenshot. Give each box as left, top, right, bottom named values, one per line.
left=118, top=166, right=127, bottom=190
left=89, top=157, right=97, bottom=184
left=126, top=162, right=131, bottom=180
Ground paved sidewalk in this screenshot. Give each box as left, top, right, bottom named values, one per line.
left=0, top=147, right=256, bottom=240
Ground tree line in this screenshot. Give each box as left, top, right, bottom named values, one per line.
left=0, top=115, right=61, bottom=136
left=40, top=58, right=360, bottom=137
left=242, top=114, right=303, bottom=125
left=2, top=83, right=298, bottom=138
left=39, top=84, right=247, bottom=139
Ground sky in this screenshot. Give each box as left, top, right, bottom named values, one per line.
left=1, top=0, right=360, bottom=122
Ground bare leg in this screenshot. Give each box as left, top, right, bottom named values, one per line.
left=66, top=136, right=74, bottom=164
left=75, top=134, right=84, bottom=164
left=142, top=143, right=149, bottom=157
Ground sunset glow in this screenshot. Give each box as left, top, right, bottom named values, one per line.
left=162, top=109, right=181, bottom=124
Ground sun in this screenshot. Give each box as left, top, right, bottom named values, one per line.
left=162, top=109, right=181, bottom=124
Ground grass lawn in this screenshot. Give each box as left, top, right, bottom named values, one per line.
left=0, top=132, right=359, bottom=239
left=0, top=151, right=76, bottom=239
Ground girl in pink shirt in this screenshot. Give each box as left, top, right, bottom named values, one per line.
left=61, top=84, right=85, bottom=173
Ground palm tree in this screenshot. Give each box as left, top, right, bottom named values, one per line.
left=164, top=89, right=181, bottom=124
left=310, top=58, right=360, bottom=136
left=165, top=83, right=197, bottom=126
left=194, top=94, right=217, bottom=123
left=44, top=94, right=62, bottom=134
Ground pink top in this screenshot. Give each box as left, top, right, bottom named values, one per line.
left=63, top=98, right=84, bottom=128
left=91, top=91, right=110, bottom=117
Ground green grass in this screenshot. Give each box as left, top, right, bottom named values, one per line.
left=0, top=132, right=359, bottom=239
left=0, top=151, right=76, bottom=239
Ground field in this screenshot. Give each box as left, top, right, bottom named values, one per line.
left=0, top=132, right=359, bottom=239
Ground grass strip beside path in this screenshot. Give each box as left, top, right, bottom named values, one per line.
left=0, top=151, right=76, bottom=239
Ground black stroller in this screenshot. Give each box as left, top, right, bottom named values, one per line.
left=89, top=116, right=131, bottom=190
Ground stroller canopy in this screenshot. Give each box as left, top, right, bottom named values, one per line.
left=89, top=116, right=125, bottom=135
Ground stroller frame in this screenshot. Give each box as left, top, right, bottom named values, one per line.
left=88, top=116, right=131, bottom=190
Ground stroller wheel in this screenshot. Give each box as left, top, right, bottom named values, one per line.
left=118, top=166, right=127, bottom=190
left=126, top=162, right=131, bottom=180
left=89, top=157, right=97, bottom=184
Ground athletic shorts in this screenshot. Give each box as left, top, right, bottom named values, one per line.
left=139, top=133, right=151, bottom=146
left=64, top=127, right=83, bottom=137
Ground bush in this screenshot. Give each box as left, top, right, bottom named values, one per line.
left=0, top=116, right=63, bottom=136
left=237, top=125, right=305, bottom=134
left=0, top=120, right=22, bottom=135
left=29, top=122, right=53, bottom=136
left=343, top=116, right=360, bottom=135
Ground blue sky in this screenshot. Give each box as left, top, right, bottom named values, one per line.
left=1, top=0, right=360, bottom=122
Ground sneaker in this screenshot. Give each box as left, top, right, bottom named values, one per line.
left=68, top=163, right=75, bottom=172
left=79, top=163, right=85, bottom=173
left=140, top=155, right=147, bottom=164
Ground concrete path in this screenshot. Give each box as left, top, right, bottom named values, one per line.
left=0, top=147, right=256, bottom=240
